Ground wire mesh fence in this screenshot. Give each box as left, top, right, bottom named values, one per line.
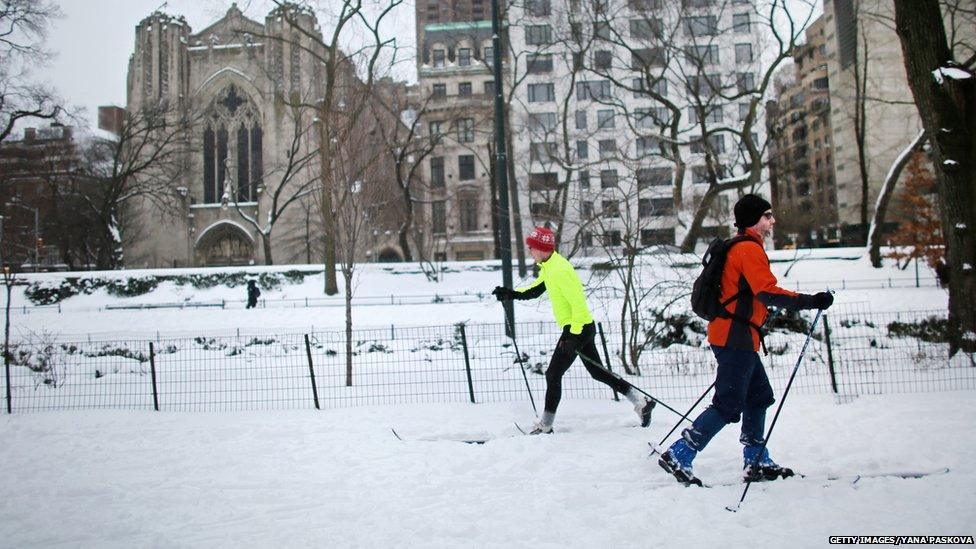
left=2, top=305, right=972, bottom=414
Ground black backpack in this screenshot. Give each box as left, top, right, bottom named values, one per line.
left=690, top=235, right=751, bottom=321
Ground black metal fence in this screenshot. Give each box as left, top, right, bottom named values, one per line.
left=2, top=305, right=971, bottom=413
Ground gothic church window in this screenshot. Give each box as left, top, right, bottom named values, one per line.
left=202, top=84, right=263, bottom=204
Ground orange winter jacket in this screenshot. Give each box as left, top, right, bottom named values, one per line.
left=706, top=228, right=804, bottom=351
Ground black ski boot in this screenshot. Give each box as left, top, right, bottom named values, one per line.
left=658, top=438, right=703, bottom=486
left=743, top=446, right=795, bottom=482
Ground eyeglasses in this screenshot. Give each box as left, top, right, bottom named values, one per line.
left=762, top=212, right=775, bottom=220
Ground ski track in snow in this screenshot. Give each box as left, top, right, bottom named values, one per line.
left=1, top=392, right=973, bottom=548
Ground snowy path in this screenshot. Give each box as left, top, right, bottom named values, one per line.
left=1, top=391, right=973, bottom=547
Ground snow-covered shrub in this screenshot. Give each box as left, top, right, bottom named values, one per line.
left=105, top=276, right=159, bottom=297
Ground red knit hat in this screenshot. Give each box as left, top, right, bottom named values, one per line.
left=526, top=226, right=556, bottom=253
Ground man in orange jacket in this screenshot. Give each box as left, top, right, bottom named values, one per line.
left=659, top=194, right=833, bottom=485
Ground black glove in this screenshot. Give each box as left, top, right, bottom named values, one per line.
left=492, top=286, right=517, bottom=301
left=809, top=291, right=834, bottom=310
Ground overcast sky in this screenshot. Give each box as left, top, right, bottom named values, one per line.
left=35, top=0, right=813, bottom=133
left=33, top=0, right=418, bottom=132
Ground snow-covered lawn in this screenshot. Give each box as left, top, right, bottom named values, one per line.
left=1, top=391, right=973, bottom=548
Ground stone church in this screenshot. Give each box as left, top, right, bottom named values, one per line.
left=124, top=3, right=406, bottom=268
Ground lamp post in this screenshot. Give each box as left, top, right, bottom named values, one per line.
left=4, top=199, right=40, bottom=272
left=489, top=0, right=515, bottom=336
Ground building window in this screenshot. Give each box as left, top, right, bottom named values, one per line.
left=630, top=18, right=660, bottom=40
left=458, top=48, right=472, bottom=66
left=600, top=169, right=618, bottom=188
left=457, top=118, right=475, bottom=143
left=530, top=142, right=558, bottom=163
left=636, top=136, right=658, bottom=156
left=527, top=53, right=554, bottom=74
left=430, top=157, right=445, bottom=188
left=432, top=49, right=446, bottom=67
left=593, top=22, right=612, bottom=41
left=637, top=167, right=671, bottom=188
left=483, top=46, right=494, bottom=67
left=579, top=170, right=591, bottom=189
left=459, top=196, right=478, bottom=232
left=639, top=197, right=674, bottom=217
left=526, top=0, right=551, bottom=16
left=432, top=83, right=447, bottom=98
left=641, top=228, right=675, bottom=246
left=582, top=200, right=594, bottom=219
left=576, top=140, right=589, bottom=160
left=203, top=84, right=262, bottom=204
left=529, top=172, right=560, bottom=190
left=529, top=112, right=557, bottom=133
left=686, top=45, right=719, bottom=65
left=688, top=73, right=721, bottom=96
left=575, top=110, right=588, bottom=130
left=597, top=109, right=615, bottom=129
left=683, top=15, right=718, bottom=37
left=631, top=47, right=665, bottom=70
left=602, top=201, right=620, bottom=219
left=598, top=139, right=616, bottom=159
left=603, top=230, right=622, bottom=247
left=594, top=50, right=613, bottom=70
left=628, top=0, right=662, bottom=11
left=735, top=43, right=753, bottom=64
left=528, top=83, right=555, bottom=102
left=576, top=80, right=612, bottom=101
left=733, top=13, right=751, bottom=33
left=484, top=80, right=495, bottom=96
left=736, top=72, right=756, bottom=93
left=525, top=24, right=552, bottom=45
left=432, top=201, right=446, bottom=233
left=459, top=154, right=475, bottom=180
left=738, top=103, right=751, bottom=122
left=458, top=82, right=472, bottom=97
left=429, top=120, right=444, bottom=137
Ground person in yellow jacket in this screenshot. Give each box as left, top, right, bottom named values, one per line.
left=492, top=226, right=656, bottom=434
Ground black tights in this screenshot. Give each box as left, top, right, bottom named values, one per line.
left=544, top=323, right=632, bottom=413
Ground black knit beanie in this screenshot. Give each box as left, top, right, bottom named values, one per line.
left=733, top=194, right=772, bottom=230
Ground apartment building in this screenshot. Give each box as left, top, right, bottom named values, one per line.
left=767, top=15, right=839, bottom=248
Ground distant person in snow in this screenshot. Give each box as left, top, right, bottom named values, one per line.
left=246, top=279, right=261, bottom=309
left=492, top=226, right=657, bottom=435
left=658, top=194, right=834, bottom=486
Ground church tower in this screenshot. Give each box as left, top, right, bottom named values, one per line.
left=128, top=11, right=190, bottom=110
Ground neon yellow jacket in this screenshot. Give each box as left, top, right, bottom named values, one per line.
left=516, top=252, right=594, bottom=334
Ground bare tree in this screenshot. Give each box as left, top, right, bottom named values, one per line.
left=227, top=93, right=320, bottom=265
left=893, top=0, right=976, bottom=356
left=75, top=103, right=199, bottom=269
left=0, top=0, right=63, bottom=144
left=263, top=0, right=403, bottom=294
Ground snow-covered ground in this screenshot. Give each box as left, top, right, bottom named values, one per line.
left=1, top=248, right=969, bottom=547
left=3, top=247, right=946, bottom=340
left=1, top=392, right=973, bottom=548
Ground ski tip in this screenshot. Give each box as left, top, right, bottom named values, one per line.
left=391, top=428, right=404, bottom=441
left=725, top=504, right=740, bottom=513
left=514, top=422, right=527, bottom=435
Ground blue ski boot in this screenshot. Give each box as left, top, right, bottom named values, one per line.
left=659, top=438, right=702, bottom=486
left=743, top=445, right=795, bottom=482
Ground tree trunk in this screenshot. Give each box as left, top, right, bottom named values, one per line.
left=344, top=269, right=354, bottom=386
left=868, top=130, right=926, bottom=267
left=679, top=186, right=721, bottom=253
left=893, top=0, right=976, bottom=355
left=397, top=179, right=414, bottom=262
left=318, top=108, right=339, bottom=295
left=503, top=103, right=527, bottom=277
left=262, top=233, right=274, bottom=265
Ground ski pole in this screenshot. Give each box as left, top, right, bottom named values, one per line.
left=503, top=310, right=538, bottom=417
left=727, top=307, right=824, bottom=513
left=648, top=381, right=715, bottom=457
left=573, top=350, right=691, bottom=422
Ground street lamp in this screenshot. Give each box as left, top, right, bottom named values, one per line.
left=4, top=198, right=40, bottom=273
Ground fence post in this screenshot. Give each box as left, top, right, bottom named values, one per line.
left=822, top=314, right=839, bottom=394
left=148, top=342, right=160, bottom=411
left=597, top=322, right=620, bottom=401
left=458, top=324, right=476, bottom=404
left=304, top=334, right=321, bottom=410
left=5, top=338, right=11, bottom=414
